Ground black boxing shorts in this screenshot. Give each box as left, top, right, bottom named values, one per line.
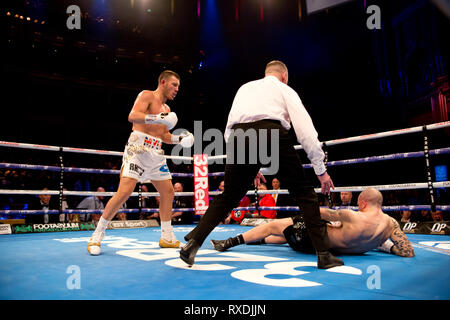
left=283, top=215, right=316, bottom=254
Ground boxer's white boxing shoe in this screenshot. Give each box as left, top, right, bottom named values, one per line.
left=88, top=231, right=105, bottom=255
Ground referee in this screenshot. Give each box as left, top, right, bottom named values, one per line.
left=181, top=60, right=344, bottom=269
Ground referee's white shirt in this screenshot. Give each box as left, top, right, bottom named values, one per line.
left=224, top=75, right=326, bottom=176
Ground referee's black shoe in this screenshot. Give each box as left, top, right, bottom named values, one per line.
left=180, top=239, right=200, bottom=266
left=317, top=251, right=344, bottom=269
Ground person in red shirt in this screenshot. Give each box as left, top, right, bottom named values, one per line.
left=231, top=184, right=277, bottom=222
left=255, top=183, right=277, bottom=219
left=230, top=195, right=251, bottom=223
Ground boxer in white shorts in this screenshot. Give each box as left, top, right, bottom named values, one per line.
left=88, top=70, right=194, bottom=255
left=121, top=131, right=172, bottom=183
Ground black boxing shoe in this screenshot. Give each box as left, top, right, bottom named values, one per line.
left=210, top=239, right=233, bottom=252
left=180, top=239, right=200, bottom=266
left=317, top=251, right=344, bottom=269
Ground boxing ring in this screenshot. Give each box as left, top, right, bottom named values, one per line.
left=0, top=121, right=449, bottom=300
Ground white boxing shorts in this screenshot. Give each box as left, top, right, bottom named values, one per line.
left=121, top=131, right=172, bottom=182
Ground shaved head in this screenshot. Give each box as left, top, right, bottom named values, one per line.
left=358, top=188, right=383, bottom=208
left=265, top=60, right=288, bottom=75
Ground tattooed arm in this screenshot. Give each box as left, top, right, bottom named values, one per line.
left=320, top=208, right=354, bottom=222
left=389, top=217, right=415, bottom=257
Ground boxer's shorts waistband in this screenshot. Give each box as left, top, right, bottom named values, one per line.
left=127, top=131, right=162, bottom=150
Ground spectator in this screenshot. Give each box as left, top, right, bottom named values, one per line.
left=384, top=191, right=402, bottom=221
left=116, top=201, right=128, bottom=221
left=60, top=187, right=77, bottom=222
left=125, top=184, right=156, bottom=220
left=147, top=196, right=161, bottom=221
left=401, top=211, right=412, bottom=223
left=76, top=187, right=106, bottom=222
left=431, top=211, right=444, bottom=222
left=230, top=195, right=252, bottom=223
left=172, top=182, right=194, bottom=225
left=27, top=187, right=58, bottom=224
left=253, top=183, right=277, bottom=219
left=217, top=180, right=225, bottom=192
left=209, top=180, right=225, bottom=203
left=135, top=184, right=155, bottom=220
left=271, top=177, right=298, bottom=219
left=225, top=194, right=252, bottom=224
left=411, top=210, right=444, bottom=223
left=339, top=191, right=353, bottom=207
left=401, top=190, right=421, bottom=223
left=139, top=184, right=159, bottom=220
left=229, top=184, right=277, bottom=222
left=139, top=184, right=151, bottom=207
left=209, top=180, right=237, bottom=225
left=414, top=210, right=432, bottom=222
left=73, top=178, right=91, bottom=193
left=271, top=178, right=281, bottom=204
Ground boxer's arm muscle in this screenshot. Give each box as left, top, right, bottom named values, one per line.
left=161, top=129, right=176, bottom=144
left=320, top=208, right=339, bottom=221
left=320, top=208, right=347, bottom=221
left=320, top=208, right=353, bottom=222
left=128, top=91, right=153, bottom=124
left=389, top=218, right=415, bottom=257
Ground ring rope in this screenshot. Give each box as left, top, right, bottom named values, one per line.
left=0, top=163, right=226, bottom=177
left=0, top=181, right=448, bottom=197
left=1, top=121, right=449, bottom=157
left=302, top=147, right=450, bottom=169
left=295, top=120, right=450, bottom=149
left=1, top=147, right=448, bottom=176
left=1, top=205, right=449, bottom=216
left=231, top=205, right=450, bottom=212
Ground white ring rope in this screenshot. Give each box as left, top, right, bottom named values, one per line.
left=0, top=181, right=448, bottom=197
left=1, top=120, right=449, bottom=158
left=295, top=120, right=450, bottom=149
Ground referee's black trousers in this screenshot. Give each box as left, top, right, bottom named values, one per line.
left=185, top=120, right=331, bottom=253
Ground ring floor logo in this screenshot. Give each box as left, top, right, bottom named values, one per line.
left=53, top=235, right=363, bottom=288
left=418, top=241, right=450, bottom=250
left=412, top=240, right=450, bottom=256
left=150, top=226, right=237, bottom=233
